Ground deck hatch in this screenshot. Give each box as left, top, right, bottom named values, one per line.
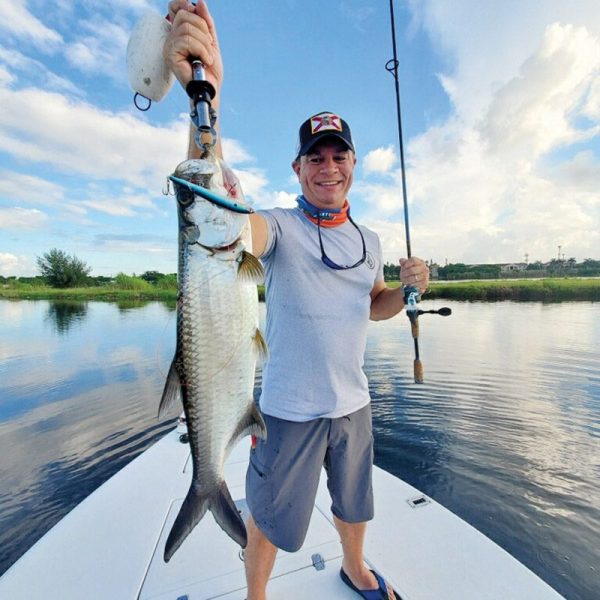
left=407, top=494, right=431, bottom=509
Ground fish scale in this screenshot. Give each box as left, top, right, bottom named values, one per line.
left=159, top=158, right=267, bottom=562
left=179, top=247, right=251, bottom=475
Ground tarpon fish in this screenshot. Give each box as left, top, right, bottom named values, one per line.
left=159, top=157, right=267, bottom=562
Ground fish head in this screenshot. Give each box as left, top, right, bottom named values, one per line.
left=173, top=159, right=249, bottom=249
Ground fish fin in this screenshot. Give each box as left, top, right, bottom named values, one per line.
left=237, top=250, right=264, bottom=283
left=164, top=485, right=211, bottom=562
left=253, top=328, right=268, bottom=359
left=225, top=403, right=268, bottom=460
left=163, top=482, right=247, bottom=562
left=211, top=481, right=247, bottom=548
left=236, top=402, right=268, bottom=443
left=158, top=358, right=181, bottom=419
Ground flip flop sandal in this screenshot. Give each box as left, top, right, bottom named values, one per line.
left=340, top=568, right=403, bottom=600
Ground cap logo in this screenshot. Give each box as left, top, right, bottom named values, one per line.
left=311, top=113, right=342, bottom=134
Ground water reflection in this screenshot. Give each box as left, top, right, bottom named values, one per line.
left=45, top=300, right=88, bottom=334
left=0, top=299, right=598, bottom=600
left=366, top=302, right=600, bottom=599
left=0, top=299, right=177, bottom=577
left=115, top=299, right=152, bottom=311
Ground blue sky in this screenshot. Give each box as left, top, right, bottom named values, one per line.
left=1, top=0, right=599, bottom=276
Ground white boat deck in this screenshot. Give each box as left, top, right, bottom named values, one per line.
left=0, top=426, right=564, bottom=599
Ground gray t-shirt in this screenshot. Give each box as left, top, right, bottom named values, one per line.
left=258, top=207, right=384, bottom=421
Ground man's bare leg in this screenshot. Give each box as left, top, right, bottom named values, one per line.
left=334, top=516, right=378, bottom=590
left=245, top=516, right=278, bottom=600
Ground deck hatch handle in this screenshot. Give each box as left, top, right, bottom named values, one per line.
left=311, top=553, right=325, bottom=571
left=408, top=494, right=431, bottom=508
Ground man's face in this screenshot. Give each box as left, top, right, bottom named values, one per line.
left=292, top=139, right=356, bottom=210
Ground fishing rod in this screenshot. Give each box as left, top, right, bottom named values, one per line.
left=386, top=0, right=451, bottom=383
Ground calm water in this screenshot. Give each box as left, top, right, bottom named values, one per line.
left=0, top=299, right=598, bottom=599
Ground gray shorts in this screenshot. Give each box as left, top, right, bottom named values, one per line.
left=245, top=403, right=374, bottom=552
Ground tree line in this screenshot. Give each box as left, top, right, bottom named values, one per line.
left=383, top=259, right=600, bottom=280
left=0, top=249, right=176, bottom=289
left=3, top=249, right=600, bottom=288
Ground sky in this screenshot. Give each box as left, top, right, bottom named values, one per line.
left=0, top=0, right=599, bottom=277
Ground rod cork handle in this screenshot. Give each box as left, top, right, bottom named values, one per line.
left=414, top=359, right=424, bottom=384
left=410, top=318, right=419, bottom=339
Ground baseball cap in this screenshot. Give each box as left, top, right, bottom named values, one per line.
left=295, top=111, right=355, bottom=159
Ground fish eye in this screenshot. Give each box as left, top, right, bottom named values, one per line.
left=177, top=192, right=195, bottom=207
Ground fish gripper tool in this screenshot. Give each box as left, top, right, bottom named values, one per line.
left=187, top=59, right=217, bottom=152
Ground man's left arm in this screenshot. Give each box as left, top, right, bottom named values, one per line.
left=370, top=257, right=429, bottom=321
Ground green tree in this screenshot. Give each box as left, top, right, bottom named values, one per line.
left=383, top=262, right=400, bottom=281
left=36, top=248, right=92, bottom=288
left=141, top=270, right=164, bottom=284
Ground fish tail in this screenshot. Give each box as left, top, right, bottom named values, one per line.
left=164, top=485, right=210, bottom=562
left=210, top=481, right=247, bottom=549
left=163, top=481, right=247, bottom=562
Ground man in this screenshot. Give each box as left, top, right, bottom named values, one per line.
left=164, top=3, right=429, bottom=599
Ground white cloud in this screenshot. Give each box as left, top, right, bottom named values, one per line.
left=480, top=23, right=600, bottom=160
left=410, top=0, right=600, bottom=122
left=365, top=16, right=600, bottom=264
left=0, top=86, right=189, bottom=190
left=582, top=77, right=600, bottom=119
left=262, top=190, right=297, bottom=210
left=353, top=180, right=403, bottom=215
left=99, top=0, right=154, bottom=14
left=0, top=64, right=14, bottom=86
left=0, top=45, right=81, bottom=95
left=551, top=151, right=600, bottom=193
left=0, top=206, right=48, bottom=229
left=233, top=167, right=269, bottom=202
left=0, top=170, right=65, bottom=204
left=0, top=252, right=33, bottom=277
left=222, top=138, right=253, bottom=165
left=80, top=192, right=159, bottom=217
left=362, top=146, right=397, bottom=174
left=64, top=18, right=130, bottom=80
left=232, top=166, right=296, bottom=210
left=361, top=217, right=408, bottom=261
left=0, top=0, right=63, bottom=50
left=93, top=233, right=173, bottom=256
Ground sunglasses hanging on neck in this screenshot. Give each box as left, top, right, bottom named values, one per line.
left=297, top=195, right=366, bottom=270
left=316, top=212, right=366, bottom=271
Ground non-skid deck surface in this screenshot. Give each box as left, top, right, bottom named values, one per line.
left=0, top=427, right=564, bottom=599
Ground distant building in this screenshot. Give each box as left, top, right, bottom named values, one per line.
left=427, top=262, right=439, bottom=279
left=500, top=263, right=527, bottom=274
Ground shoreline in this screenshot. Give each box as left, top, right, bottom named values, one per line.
left=1, top=277, right=599, bottom=303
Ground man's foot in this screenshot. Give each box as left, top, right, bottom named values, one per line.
left=340, top=567, right=403, bottom=600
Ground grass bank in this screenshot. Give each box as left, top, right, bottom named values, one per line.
left=0, top=284, right=266, bottom=302
left=389, top=277, right=600, bottom=302
left=0, top=285, right=177, bottom=302
left=1, top=278, right=598, bottom=303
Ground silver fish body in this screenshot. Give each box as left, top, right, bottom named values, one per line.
left=160, top=158, right=266, bottom=562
